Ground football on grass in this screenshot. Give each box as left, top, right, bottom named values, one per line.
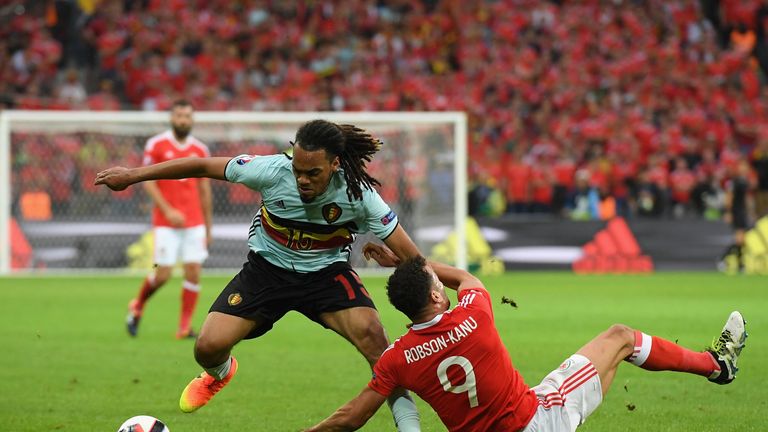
left=117, top=415, right=170, bottom=432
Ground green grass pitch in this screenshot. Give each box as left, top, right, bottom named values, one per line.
left=0, top=272, right=765, bottom=431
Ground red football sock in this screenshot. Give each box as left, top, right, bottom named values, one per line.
left=135, top=275, right=159, bottom=311
left=179, top=280, right=200, bottom=334
left=625, top=331, right=719, bottom=377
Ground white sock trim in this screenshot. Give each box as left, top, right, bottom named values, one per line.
left=628, top=332, right=652, bottom=366
left=205, top=357, right=232, bottom=380
left=182, top=280, right=201, bottom=292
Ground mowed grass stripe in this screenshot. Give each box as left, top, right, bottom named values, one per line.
left=0, top=273, right=764, bottom=431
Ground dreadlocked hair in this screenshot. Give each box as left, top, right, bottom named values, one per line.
left=386, top=255, right=432, bottom=320
left=294, top=119, right=382, bottom=201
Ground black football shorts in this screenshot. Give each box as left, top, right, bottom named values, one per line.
left=209, top=251, right=376, bottom=339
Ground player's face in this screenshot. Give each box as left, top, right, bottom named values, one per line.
left=170, top=105, right=194, bottom=139
left=427, top=265, right=450, bottom=311
left=292, top=145, right=340, bottom=203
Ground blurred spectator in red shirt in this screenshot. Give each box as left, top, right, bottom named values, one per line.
left=669, top=157, right=697, bottom=217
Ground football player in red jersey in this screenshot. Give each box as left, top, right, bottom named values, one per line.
left=126, top=100, right=212, bottom=339
left=306, top=250, right=746, bottom=431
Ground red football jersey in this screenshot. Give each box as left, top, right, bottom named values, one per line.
left=143, top=130, right=210, bottom=227
left=369, top=287, right=537, bottom=431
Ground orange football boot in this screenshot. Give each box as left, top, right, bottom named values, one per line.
left=179, top=357, right=238, bottom=413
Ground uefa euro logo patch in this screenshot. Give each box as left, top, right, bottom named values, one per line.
left=236, top=155, right=255, bottom=165
left=380, top=210, right=396, bottom=225
left=322, top=203, right=343, bottom=223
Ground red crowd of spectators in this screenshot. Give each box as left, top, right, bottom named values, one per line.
left=2, top=0, right=768, bottom=221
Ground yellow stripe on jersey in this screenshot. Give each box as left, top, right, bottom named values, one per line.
left=260, top=206, right=355, bottom=251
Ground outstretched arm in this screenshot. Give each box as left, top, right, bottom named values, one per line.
left=381, top=225, right=421, bottom=262
left=427, top=259, right=484, bottom=295
left=304, top=387, right=387, bottom=432
left=94, top=157, right=231, bottom=191
left=362, top=241, right=483, bottom=295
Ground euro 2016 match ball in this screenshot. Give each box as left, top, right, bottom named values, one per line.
left=117, top=415, right=170, bottom=432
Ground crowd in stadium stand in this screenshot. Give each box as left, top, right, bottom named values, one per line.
left=2, top=0, right=768, bottom=224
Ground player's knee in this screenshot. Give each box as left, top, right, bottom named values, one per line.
left=153, top=269, right=172, bottom=285
left=605, top=324, right=635, bottom=348
left=193, top=334, right=230, bottom=363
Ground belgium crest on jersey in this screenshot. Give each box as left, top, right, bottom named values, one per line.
left=228, top=293, right=242, bottom=306
left=322, top=202, right=343, bottom=224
